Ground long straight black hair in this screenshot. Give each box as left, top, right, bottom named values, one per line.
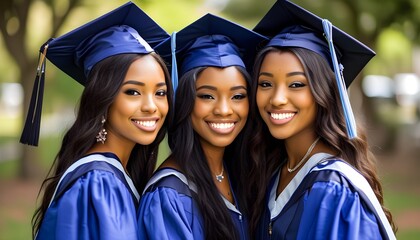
left=167, top=66, right=252, bottom=240
left=32, top=52, right=173, bottom=238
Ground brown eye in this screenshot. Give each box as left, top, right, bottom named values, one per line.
left=232, top=93, right=247, bottom=100
left=289, top=82, right=306, bottom=88
left=197, top=94, right=214, bottom=100
left=156, top=90, right=167, bottom=97
left=258, top=81, right=272, bottom=88
left=125, top=89, right=140, bottom=95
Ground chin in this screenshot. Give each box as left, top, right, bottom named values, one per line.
left=135, top=134, right=159, bottom=145
left=268, top=130, right=288, bottom=140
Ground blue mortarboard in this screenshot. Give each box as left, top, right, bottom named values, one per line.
left=155, top=13, right=267, bottom=93
left=20, top=1, right=169, bottom=146
left=254, top=0, right=376, bottom=139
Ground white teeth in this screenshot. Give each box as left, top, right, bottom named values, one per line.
left=210, top=122, right=234, bottom=129
left=134, top=120, right=156, bottom=127
left=271, top=113, right=294, bottom=120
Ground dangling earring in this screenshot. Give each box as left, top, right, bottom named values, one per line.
left=96, top=116, right=107, bottom=144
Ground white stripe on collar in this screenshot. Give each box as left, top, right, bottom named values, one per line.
left=48, top=154, right=140, bottom=207
left=142, top=168, right=197, bottom=195
left=144, top=168, right=242, bottom=215
left=268, top=152, right=332, bottom=219
left=311, top=160, right=396, bottom=240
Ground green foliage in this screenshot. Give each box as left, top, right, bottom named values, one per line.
left=0, top=158, right=18, bottom=179
left=0, top=217, right=32, bottom=240
left=397, top=230, right=420, bottom=240
left=140, top=0, right=204, bottom=32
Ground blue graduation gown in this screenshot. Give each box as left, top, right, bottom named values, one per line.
left=138, top=168, right=249, bottom=240
left=36, top=153, right=140, bottom=240
left=256, top=153, right=396, bottom=240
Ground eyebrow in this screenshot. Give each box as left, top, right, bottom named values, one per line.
left=286, top=71, right=305, bottom=77
left=196, top=85, right=217, bottom=91
left=231, top=86, right=247, bottom=91
left=123, top=80, right=167, bottom=87
left=259, top=72, right=273, bottom=78
left=196, top=85, right=247, bottom=91
left=258, top=71, right=305, bottom=78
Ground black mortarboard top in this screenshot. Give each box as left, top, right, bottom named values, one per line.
left=254, top=0, right=376, bottom=139
left=155, top=13, right=267, bottom=93
left=20, top=1, right=169, bottom=146
left=253, top=0, right=375, bottom=87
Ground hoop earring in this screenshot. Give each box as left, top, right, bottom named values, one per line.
left=96, top=116, right=107, bottom=144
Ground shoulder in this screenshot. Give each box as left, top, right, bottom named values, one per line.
left=144, top=167, right=193, bottom=196
left=309, top=159, right=367, bottom=190
left=139, top=172, right=198, bottom=223
left=54, top=154, right=139, bottom=203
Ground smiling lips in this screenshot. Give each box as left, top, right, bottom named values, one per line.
left=208, top=122, right=235, bottom=134
left=270, top=112, right=295, bottom=124
left=132, top=119, right=158, bottom=131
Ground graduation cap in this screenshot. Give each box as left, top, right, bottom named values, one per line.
left=253, top=0, right=376, bottom=139
left=155, top=13, right=267, bottom=93
left=20, top=1, right=169, bottom=146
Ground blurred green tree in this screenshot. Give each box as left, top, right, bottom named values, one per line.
left=0, top=0, right=87, bottom=179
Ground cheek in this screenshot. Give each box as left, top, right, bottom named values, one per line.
left=157, top=98, right=169, bottom=116
left=190, top=110, right=201, bottom=133
left=256, top=90, right=269, bottom=109
left=192, top=100, right=210, bottom=117
left=296, top=93, right=315, bottom=108
left=238, top=101, right=249, bottom=118
left=108, top=98, right=132, bottom=117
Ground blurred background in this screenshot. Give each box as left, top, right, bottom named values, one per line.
left=0, top=0, right=419, bottom=239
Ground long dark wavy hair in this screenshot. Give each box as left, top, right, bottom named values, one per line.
left=247, top=46, right=396, bottom=236
left=167, top=66, right=252, bottom=240
left=32, top=53, right=173, bottom=238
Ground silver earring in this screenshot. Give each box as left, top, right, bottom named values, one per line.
left=96, top=116, right=107, bottom=144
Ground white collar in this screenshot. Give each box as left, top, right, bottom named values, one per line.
left=268, top=152, right=332, bottom=219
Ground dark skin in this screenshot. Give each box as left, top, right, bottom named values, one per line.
left=276, top=141, right=338, bottom=196
left=160, top=155, right=235, bottom=204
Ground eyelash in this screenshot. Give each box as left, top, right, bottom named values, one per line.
left=258, top=81, right=306, bottom=88
left=232, top=93, right=247, bottom=100
left=197, top=93, right=247, bottom=100
left=125, top=89, right=140, bottom=96
left=258, top=81, right=272, bottom=88
left=197, top=94, right=214, bottom=100
left=124, top=89, right=167, bottom=96
left=156, top=90, right=167, bottom=96
left=289, top=82, right=306, bottom=88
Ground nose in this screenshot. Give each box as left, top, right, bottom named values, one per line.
left=213, top=98, right=233, bottom=116
left=141, top=95, right=157, bottom=113
left=270, top=86, right=288, bottom=106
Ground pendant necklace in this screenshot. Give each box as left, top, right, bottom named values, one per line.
left=287, top=137, right=321, bottom=173
left=215, top=166, right=224, bottom=182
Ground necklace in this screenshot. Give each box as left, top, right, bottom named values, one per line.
left=215, top=166, right=224, bottom=182
left=287, top=137, right=321, bottom=173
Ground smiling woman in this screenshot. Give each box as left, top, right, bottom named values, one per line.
left=247, top=1, right=396, bottom=239
left=22, top=3, right=173, bottom=240
left=191, top=66, right=249, bottom=148
left=94, top=55, right=169, bottom=163
left=137, top=14, right=266, bottom=240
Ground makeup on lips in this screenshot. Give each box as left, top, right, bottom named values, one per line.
left=207, top=121, right=236, bottom=134
left=132, top=118, right=159, bottom=132
left=269, top=111, right=295, bottom=125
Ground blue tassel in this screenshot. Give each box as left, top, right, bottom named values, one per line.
left=171, top=32, right=178, bottom=95
left=322, top=19, right=357, bottom=139
left=20, top=44, right=48, bottom=146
